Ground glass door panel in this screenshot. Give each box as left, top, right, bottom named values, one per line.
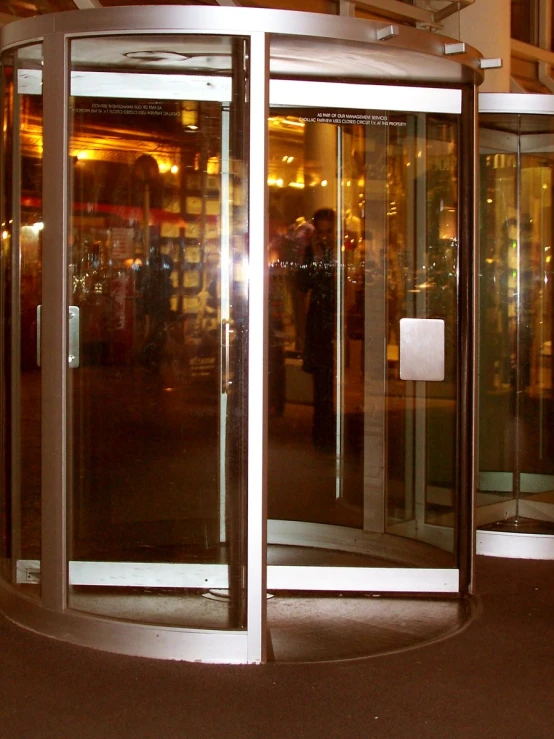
left=1, top=45, right=43, bottom=594
left=267, top=84, right=460, bottom=589
left=66, top=36, right=249, bottom=629
left=478, top=115, right=554, bottom=531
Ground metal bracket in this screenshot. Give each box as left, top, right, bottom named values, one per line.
left=444, top=42, right=467, bottom=56
left=479, top=58, right=503, bottom=69
left=377, top=25, right=399, bottom=41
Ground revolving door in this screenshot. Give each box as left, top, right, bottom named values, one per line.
left=477, top=93, right=554, bottom=559
left=1, top=6, right=481, bottom=663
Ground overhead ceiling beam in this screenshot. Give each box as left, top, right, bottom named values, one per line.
left=339, top=0, right=476, bottom=28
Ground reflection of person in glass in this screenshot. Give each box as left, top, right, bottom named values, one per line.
left=140, top=240, right=174, bottom=371
left=297, top=208, right=336, bottom=452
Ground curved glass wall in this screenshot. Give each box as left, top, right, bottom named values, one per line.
left=0, top=6, right=481, bottom=663
left=1, top=44, right=43, bottom=596
left=478, top=94, right=554, bottom=557
left=267, top=107, right=460, bottom=562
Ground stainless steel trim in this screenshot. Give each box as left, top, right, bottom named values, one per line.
left=0, top=6, right=484, bottom=84
left=15, top=559, right=459, bottom=593
left=0, top=578, right=248, bottom=663
left=10, top=50, right=23, bottom=571
left=41, top=32, right=69, bottom=611
left=246, top=30, right=269, bottom=666
left=270, top=80, right=462, bottom=114
left=267, top=566, right=459, bottom=593
left=479, top=92, right=554, bottom=115
left=476, top=530, right=554, bottom=560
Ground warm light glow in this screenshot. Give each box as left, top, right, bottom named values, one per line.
left=2, top=231, right=8, bottom=240
left=321, top=180, right=328, bottom=187
left=170, top=164, right=179, bottom=174
left=32, top=222, right=44, bottom=233
left=76, top=151, right=89, bottom=160
left=207, top=156, right=220, bottom=175
left=289, top=182, right=304, bottom=189
left=486, top=198, right=493, bottom=203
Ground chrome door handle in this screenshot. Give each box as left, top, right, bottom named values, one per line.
left=221, top=319, right=231, bottom=394
left=37, top=305, right=80, bottom=368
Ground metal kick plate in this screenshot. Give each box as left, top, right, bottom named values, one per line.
left=399, top=318, right=445, bottom=381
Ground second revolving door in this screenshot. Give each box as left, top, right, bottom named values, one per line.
left=266, top=81, right=464, bottom=593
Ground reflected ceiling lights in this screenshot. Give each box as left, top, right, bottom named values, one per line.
left=123, top=50, right=191, bottom=62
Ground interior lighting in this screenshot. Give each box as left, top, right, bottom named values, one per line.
left=289, top=182, right=304, bottom=189
left=321, top=180, right=328, bottom=187
left=281, top=119, right=304, bottom=128
left=2, top=231, right=8, bottom=240
left=207, top=156, right=220, bottom=175
left=486, top=198, right=493, bottom=203
left=32, top=222, right=44, bottom=233
left=543, top=184, right=548, bottom=190
left=287, top=156, right=294, bottom=163
left=170, top=165, right=179, bottom=174
left=76, top=151, right=89, bottom=160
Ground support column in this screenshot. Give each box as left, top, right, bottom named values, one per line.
left=441, top=0, right=511, bottom=92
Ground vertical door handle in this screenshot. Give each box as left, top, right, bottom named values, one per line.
left=221, top=319, right=231, bottom=394
left=37, top=305, right=80, bottom=368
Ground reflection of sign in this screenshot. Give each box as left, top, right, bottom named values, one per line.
left=189, top=354, right=216, bottom=378
left=111, top=228, right=134, bottom=259
left=299, top=110, right=407, bottom=127
left=73, top=100, right=180, bottom=118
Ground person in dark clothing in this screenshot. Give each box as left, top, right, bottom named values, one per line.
left=297, top=208, right=336, bottom=452
left=140, top=240, right=174, bottom=370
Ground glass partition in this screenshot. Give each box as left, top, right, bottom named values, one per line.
left=1, top=45, right=43, bottom=593
left=64, top=35, right=249, bottom=628
left=478, top=108, right=554, bottom=538
left=267, top=101, right=459, bottom=571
